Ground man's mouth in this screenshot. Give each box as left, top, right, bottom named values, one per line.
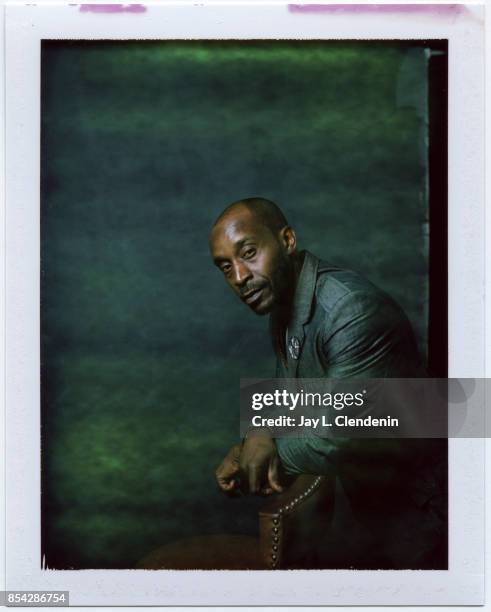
left=242, top=288, right=263, bottom=305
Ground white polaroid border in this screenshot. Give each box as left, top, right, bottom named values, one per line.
left=4, top=1, right=485, bottom=607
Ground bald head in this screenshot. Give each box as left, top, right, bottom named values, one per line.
left=209, top=197, right=297, bottom=315
left=213, top=197, right=289, bottom=235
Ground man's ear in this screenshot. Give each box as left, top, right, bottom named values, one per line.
left=280, top=226, right=296, bottom=255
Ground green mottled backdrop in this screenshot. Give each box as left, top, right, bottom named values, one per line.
left=41, top=41, right=430, bottom=568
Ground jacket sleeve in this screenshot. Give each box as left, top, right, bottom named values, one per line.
left=276, top=289, right=423, bottom=475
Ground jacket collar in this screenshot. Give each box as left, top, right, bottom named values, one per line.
left=289, top=250, right=319, bottom=331
left=270, top=250, right=319, bottom=372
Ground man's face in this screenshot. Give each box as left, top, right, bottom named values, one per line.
left=210, top=207, right=292, bottom=315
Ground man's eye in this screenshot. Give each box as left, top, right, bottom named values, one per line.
left=221, top=264, right=232, bottom=274
left=243, top=248, right=256, bottom=259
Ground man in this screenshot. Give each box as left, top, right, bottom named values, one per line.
left=209, top=197, right=446, bottom=569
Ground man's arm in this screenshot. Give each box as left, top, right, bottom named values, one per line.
left=276, top=288, right=423, bottom=476
left=220, top=288, right=422, bottom=491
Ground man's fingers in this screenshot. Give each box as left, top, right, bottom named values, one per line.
left=216, top=463, right=239, bottom=492
left=218, top=478, right=236, bottom=491
left=215, top=445, right=243, bottom=493
left=248, top=464, right=264, bottom=494
left=239, top=434, right=278, bottom=494
left=268, top=456, right=284, bottom=493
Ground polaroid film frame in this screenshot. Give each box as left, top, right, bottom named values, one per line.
left=4, top=2, right=485, bottom=606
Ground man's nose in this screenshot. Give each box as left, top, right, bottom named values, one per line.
left=232, top=261, right=253, bottom=287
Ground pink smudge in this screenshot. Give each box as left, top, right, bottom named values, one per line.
left=79, top=4, right=146, bottom=13
left=288, top=4, right=467, bottom=17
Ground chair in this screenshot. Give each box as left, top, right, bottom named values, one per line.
left=136, top=474, right=335, bottom=570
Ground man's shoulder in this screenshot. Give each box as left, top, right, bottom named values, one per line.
left=313, top=260, right=391, bottom=316
left=304, top=253, right=423, bottom=376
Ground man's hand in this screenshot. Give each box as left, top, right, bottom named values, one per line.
left=215, top=444, right=242, bottom=493
left=240, top=430, right=284, bottom=495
